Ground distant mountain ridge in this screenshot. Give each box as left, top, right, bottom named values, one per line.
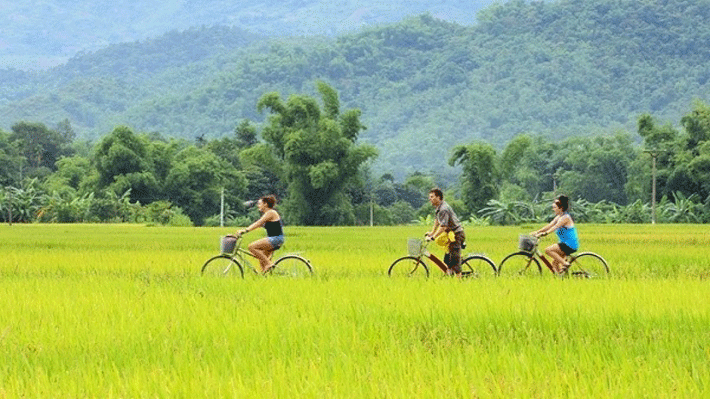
left=0, top=0, right=499, bottom=70
left=2, top=0, right=710, bottom=181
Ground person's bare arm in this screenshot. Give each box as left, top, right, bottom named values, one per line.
left=427, top=220, right=441, bottom=240
left=238, top=210, right=278, bottom=235
left=532, top=216, right=561, bottom=237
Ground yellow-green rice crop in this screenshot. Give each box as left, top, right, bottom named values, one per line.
left=1, top=223, right=708, bottom=397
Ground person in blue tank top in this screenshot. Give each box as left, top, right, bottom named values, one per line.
left=236, top=195, right=284, bottom=274
left=531, top=195, right=579, bottom=274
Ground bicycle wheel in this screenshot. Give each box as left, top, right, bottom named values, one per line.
left=498, top=252, right=542, bottom=276
left=388, top=256, right=429, bottom=278
left=567, top=252, right=609, bottom=279
left=461, top=255, right=497, bottom=278
left=272, top=255, right=313, bottom=277
left=201, top=255, right=244, bottom=278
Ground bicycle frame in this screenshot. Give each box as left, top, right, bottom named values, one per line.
left=515, top=235, right=569, bottom=274
left=531, top=245, right=557, bottom=274
left=415, top=240, right=453, bottom=274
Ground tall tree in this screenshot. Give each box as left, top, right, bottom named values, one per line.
left=449, top=141, right=499, bottom=213
left=9, top=121, right=71, bottom=176
left=257, top=81, right=377, bottom=225
left=680, top=100, right=710, bottom=151
left=676, top=101, right=710, bottom=200
left=557, top=134, right=636, bottom=204
left=94, top=125, right=158, bottom=204
left=239, top=143, right=286, bottom=201
left=164, top=146, right=246, bottom=225
left=0, top=130, right=24, bottom=186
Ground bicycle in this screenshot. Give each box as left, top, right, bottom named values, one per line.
left=201, top=235, right=313, bottom=278
left=388, top=237, right=497, bottom=278
left=498, top=234, right=609, bottom=278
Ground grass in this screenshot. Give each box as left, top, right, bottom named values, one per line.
left=0, top=223, right=709, bottom=397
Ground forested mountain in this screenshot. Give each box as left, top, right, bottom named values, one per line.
left=2, top=0, right=710, bottom=180
left=1, top=0, right=499, bottom=70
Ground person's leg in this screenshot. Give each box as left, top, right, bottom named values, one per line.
left=545, top=244, right=569, bottom=273
left=447, top=232, right=464, bottom=276
left=248, top=238, right=275, bottom=273
left=443, top=252, right=454, bottom=275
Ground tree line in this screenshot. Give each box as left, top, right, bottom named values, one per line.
left=2, top=83, right=709, bottom=226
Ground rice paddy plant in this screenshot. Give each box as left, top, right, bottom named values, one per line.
left=1, top=223, right=708, bottom=397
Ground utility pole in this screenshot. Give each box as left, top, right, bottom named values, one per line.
left=369, top=198, right=373, bottom=227
left=220, top=187, right=225, bottom=227
left=643, top=150, right=659, bottom=224
left=7, top=189, right=12, bottom=226
left=3, top=187, right=13, bottom=226
left=551, top=171, right=559, bottom=196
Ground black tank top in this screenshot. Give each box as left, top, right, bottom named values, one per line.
left=264, top=220, right=283, bottom=237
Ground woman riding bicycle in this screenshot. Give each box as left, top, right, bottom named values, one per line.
left=235, top=195, right=284, bottom=274
left=531, top=195, right=579, bottom=274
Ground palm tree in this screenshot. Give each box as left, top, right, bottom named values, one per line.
left=479, top=199, right=533, bottom=225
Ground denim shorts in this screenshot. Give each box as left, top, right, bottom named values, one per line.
left=268, top=235, right=284, bottom=250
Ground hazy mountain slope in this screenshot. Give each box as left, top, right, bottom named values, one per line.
left=0, top=0, right=503, bottom=70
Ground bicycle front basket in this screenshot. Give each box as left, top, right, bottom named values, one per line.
left=518, top=235, right=538, bottom=252
left=220, top=236, right=237, bottom=254
left=407, top=238, right=424, bottom=256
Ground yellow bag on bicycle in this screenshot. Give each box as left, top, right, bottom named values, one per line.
left=435, top=231, right=455, bottom=249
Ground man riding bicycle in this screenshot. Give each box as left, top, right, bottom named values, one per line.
left=425, top=188, right=466, bottom=277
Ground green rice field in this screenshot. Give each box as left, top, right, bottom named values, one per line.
left=1, top=223, right=709, bottom=397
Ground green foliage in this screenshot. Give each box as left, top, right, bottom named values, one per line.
left=5, top=66, right=710, bottom=227
left=164, top=146, right=246, bottom=226
left=9, top=121, right=73, bottom=176
left=660, top=192, right=704, bottom=223
left=557, top=134, right=636, bottom=204
left=0, top=130, right=24, bottom=186
left=258, top=81, right=377, bottom=225
left=637, top=101, right=710, bottom=202
left=44, top=155, right=93, bottom=192
left=86, top=189, right=145, bottom=223
left=238, top=143, right=287, bottom=201
left=37, top=191, right=96, bottom=223
left=0, top=179, right=44, bottom=222
left=388, top=200, right=418, bottom=225
left=449, top=142, right=499, bottom=213
left=638, top=114, right=678, bottom=150
left=144, top=201, right=193, bottom=227
left=354, top=202, right=394, bottom=226
left=95, top=126, right=151, bottom=188
left=479, top=199, right=537, bottom=226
